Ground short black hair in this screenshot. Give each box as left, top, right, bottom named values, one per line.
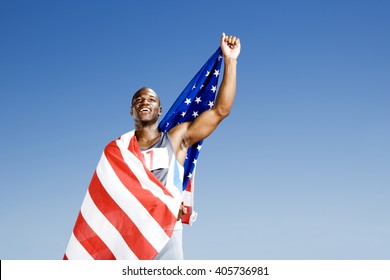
left=131, top=87, right=160, bottom=106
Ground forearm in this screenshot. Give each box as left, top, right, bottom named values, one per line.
left=214, top=57, right=237, bottom=117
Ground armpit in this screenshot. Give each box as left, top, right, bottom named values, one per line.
left=180, top=137, right=190, bottom=151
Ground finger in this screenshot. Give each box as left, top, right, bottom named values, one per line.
left=224, top=35, right=232, bottom=44
left=225, top=35, right=238, bottom=47
left=224, top=34, right=234, bottom=44
left=234, top=37, right=241, bottom=46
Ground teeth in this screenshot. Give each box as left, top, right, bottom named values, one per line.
left=140, top=108, right=150, bottom=112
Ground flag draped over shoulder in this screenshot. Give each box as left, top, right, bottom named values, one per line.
left=64, top=131, right=182, bottom=260
left=64, top=48, right=223, bottom=260
left=158, top=47, right=223, bottom=224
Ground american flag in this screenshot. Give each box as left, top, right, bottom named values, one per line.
left=64, top=48, right=223, bottom=260
left=158, top=47, right=223, bottom=224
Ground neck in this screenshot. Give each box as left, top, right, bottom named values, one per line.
left=135, top=126, right=160, bottom=145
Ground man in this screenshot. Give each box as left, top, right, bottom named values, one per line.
left=130, top=33, right=240, bottom=259
left=64, top=33, right=240, bottom=260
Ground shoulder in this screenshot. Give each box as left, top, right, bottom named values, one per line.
left=104, top=130, right=134, bottom=154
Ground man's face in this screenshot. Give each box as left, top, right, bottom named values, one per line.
left=130, top=88, right=162, bottom=125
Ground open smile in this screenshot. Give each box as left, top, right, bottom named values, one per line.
left=139, top=107, right=151, bottom=113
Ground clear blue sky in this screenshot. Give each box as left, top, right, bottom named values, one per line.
left=0, top=0, right=389, bottom=260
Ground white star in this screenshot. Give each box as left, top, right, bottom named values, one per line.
left=165, top=122, right=170, bottom=127
left=195, top=97, right=202, bottom=104
left=213, top=69, right=220, bottom=77
left=192, top=159, right=197, bottom=165
left=192, top=111, right=199, bottom=118
left=211, top=85, right=217, bottom=93
left=206, top=71, right=210, bottom=76
left=200, top=85, right=204, bottom=89
left=187, top=173, right=192, bottom=179
left=218, top=55, right=223, bottom=61
left=208, top=100, right=214, bottom=108
left=197, top=144, right=202, bottom=151
left=192, top=84, right=196, bottom=90
left=185, top=98, right=191, bottom=105
left=181, top=111, right=186, bottom=117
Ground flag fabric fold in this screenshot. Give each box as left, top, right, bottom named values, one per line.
left=64, top=48, right=223, bottom=259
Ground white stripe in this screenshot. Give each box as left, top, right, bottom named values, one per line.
left=182, top=190, right=192, bottom=205
left=96, top=153, right=171, bottom=253
left=116, top=138, right=182, bottom=215
left=182, top=168, right=195, bottom=207
left=65, top=233, right=93, bottom=260
left=81, top=191, right=138, bottom=260
left=119, top=131, right=134, bottom=146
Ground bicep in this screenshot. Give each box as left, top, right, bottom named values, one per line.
left=186, top=108, right=224, bottom=146
left=169, top=109, right=225, bottom=164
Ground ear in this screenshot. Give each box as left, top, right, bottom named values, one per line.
left=130, top=107, right=134, bottom=116
left=158, top=106, right=162, bottom=116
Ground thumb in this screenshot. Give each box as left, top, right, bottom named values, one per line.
left=221, top=32, right=226, bottom=43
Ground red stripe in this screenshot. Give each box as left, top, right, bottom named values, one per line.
left=89, top=172, right=158, bottom=259
left=185, top=179, right=193, bottom=192
left=72, top=210, right=116, bottom=260
left=104, top=140, right=177, bottom=234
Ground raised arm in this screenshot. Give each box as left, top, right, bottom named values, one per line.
left=169, top=33, right=241, bottom=163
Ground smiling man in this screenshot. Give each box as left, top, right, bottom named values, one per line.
left=64, top=33, right=240, bottom=260
left=129, top=33, right=240, bottom=259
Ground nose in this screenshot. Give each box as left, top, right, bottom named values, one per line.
left=141, top=98, right=150, bottom=105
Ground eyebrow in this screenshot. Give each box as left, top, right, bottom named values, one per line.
left=132, top=93, right=160, bottom=104
left=134, top=94, right=156, bottom=100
